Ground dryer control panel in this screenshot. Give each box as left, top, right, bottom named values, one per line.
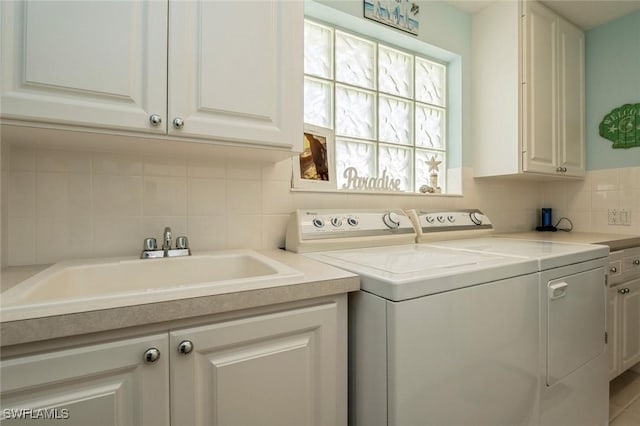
left=406, top=209, right=494, bottom=243
left=285, top=209, right=416, bottom=253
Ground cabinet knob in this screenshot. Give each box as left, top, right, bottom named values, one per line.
left=177, top=340, right=194, bottom=355
left=634, top=259, right=640, bottom=266
left=143, top=347, right=161, bottom=363
left=556, top=167, right=562, bottom=173
left=610, top=266, right=617, bottom=273
left=618, top=288, right=630, bottom=294
left=149, top=114, right=162, bottom=126
left=173, top=117, right=185, bottom=129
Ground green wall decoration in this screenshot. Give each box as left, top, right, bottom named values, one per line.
left=599, top=103, right=640, bottom=149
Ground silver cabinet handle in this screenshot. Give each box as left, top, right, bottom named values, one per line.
left=177, top=340, right=194, bottom=355
left=149, top=114, right=162, bottom=126
left=634, top=259, right=640, bottom=265
left=144, top=347, right=161, bottom=363
left=173, top=117, right=185, bottom=129
left=610, top=266, right=618, bottom=273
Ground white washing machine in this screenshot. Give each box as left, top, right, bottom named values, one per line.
left=286, top=209, right=542, bottom=426
left=408, top=209, right=610, bottom=426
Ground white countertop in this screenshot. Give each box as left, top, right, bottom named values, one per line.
left=0, top=250, right=359, bottom=347
left=495, top=232, right=640, bottom=252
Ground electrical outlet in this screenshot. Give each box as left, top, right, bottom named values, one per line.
left=608, top=209, right=632, bottom=226
left=619, top=209, right=631, bottom=226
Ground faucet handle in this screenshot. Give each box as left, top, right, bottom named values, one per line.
left=176, top=236, right=189, bottom=249
left=144, top=238, right=157, bottom=251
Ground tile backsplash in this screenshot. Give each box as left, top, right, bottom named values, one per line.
left=2, top=145, right=636, bottom=267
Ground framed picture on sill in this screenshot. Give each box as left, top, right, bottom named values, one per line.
left=292, top=125, right=335, bottom=190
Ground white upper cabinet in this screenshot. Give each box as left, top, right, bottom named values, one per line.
left=168, top=1, right=302, bottom=148
left=1, top=1, right=167, bottom=134
left=1, top=0, right=302, bottom=153
left=472, top=0, right=585, bottom=178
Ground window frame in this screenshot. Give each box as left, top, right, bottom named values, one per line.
left=302, top=18, right=449, bottom=194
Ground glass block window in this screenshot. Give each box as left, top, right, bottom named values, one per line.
left=303, top=19, right=447, bottom=193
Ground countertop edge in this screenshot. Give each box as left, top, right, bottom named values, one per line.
left=0, top=249, right=360, bottom=348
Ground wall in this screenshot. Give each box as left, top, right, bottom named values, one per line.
left=2, top=145, right=541, bottom=266
left=1, top=1, right=543, bottom=267
left=539, top=12, right=640, bottom=236
left=584, top=10, right=640, bottom=171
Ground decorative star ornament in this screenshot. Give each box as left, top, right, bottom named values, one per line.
left=426, top=156, right=441, bottom=173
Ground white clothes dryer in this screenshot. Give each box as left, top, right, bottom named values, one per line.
left=408, top=209, right=610, bottom=426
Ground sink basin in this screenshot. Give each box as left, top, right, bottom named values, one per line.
left=1, top=250, right=302, bottom=317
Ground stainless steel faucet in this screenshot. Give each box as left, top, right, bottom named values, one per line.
left=141, top=226, right=191, bottom=259
left=162, top=226, right=172, bottom=251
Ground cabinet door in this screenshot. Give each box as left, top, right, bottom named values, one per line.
left=0, top=334, right=169, bottom=426
left=608, top=286, right=621, bottom=379
left=170, top=302, right=341, bottom=426
left=168, top=1, right=302, bottom=150
left=522, top=1, right=558, bottom=175
left=0, top=1, right=168, bottom=133
left=621, top=278, right=640, bottom=371
left=557, top=18, right=585, bottom=177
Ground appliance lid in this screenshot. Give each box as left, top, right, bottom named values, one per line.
left=426, top=238, right=609, bottom=270
left=306, top=244, right=537, bottom=301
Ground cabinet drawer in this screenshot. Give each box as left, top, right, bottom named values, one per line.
left=609, top=259, right=623, bottom=283
left=623, top=254, right=640, bottom=277
left=609, top=251, right=624, bottom=285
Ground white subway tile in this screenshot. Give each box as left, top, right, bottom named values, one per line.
left=8, top=172, right=36, bottom=217
left=187, top=216, right=227, bottom=251
left=262, top=181, right=293, bottom=215
left=93, top=175, right=143, bottom=216
left=7, top=217, right=36, bottom=266
left=144, top=157, right=187, bottom=177
left=188, top=178, right=226, bottom=215
left=36, top=216, right=93, bottom=263
left=92, top=153, right=142, bottom=176
left=143, top=176, right=188, bottom=216
left=262, top=215, right=289, bottom=249
left=591, top=190, right=619, bottom=212
left=590, top=169, right=619, bottom=191
left=226, top=161, right=262, bottom=180
left=9, top=147, right=36, bottom=171
left=226, top=215, right=262, bottom=249
left=37, top=173, right=92, bottom=217
left=187, top=160, right=226, bottom=179
left=93, top=216, right=142, bottom=257
left=262, top=159, right=294, bottom=182
left=36, top=150, right=91, bottom=173
left=227, top=180, right=262, bottom=214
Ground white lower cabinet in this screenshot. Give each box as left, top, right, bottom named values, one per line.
left=608, top=247, right=640, bottom=380
left=0, top=334, right=170, bottom=426
left=170, top=303, right=341, bottom=426
left=0, top=299, right=345, bottom=425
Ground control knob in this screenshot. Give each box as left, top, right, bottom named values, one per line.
left=347, top=217, right=359, bottom=227
left=330, top=217, right=343, bottom=227
left=312, top=218, right=325, bottom=228
left=469, top=212, right=484, bottom=225
left=424, top=215, right=435, bottom=224
left=382, top=212, right=401, bottom=229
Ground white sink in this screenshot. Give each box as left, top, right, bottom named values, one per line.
left=1, top=250, right=302, bottom=318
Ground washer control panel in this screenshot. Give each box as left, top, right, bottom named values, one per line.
left=286, top=209, right=416, bottom=253
left=406, top=209, right=494, bottom=242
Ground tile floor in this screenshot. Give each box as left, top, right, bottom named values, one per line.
left=610, top=370, right=640, bottom=425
